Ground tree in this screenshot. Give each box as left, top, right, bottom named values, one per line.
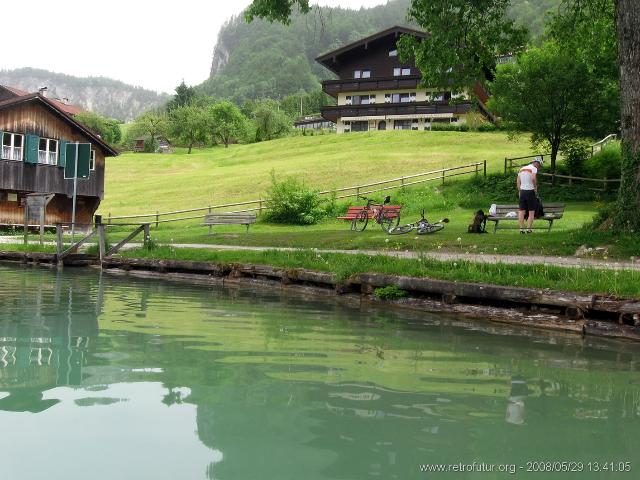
left=397, top=0, right=527, bottom=92
left=245, top=0, right=310, bottom=23
left=130, top=110, right=168, bottom=149
left=168, top=105, right=209, bottom=154
left=613, top=0, right=640, bottom=231
left=166, top=81, right=197, bottom=111
left=208, top=101, right=249, bottom=148
left=252, top=101, right=291, bottom=142
left=488, top=42, right=597, bottom=170
left=74, top=111, right=121, bottom=145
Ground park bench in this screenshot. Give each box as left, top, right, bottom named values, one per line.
left=203, top=213, right=257, bottom=234
left=486, top=203, right=565, bottom=233
left=337, top=205, right=402, bottom=221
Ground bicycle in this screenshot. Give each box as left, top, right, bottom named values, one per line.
left=351, top=195, right=401, bottom=233
left=388, top=209, right=449, bottom=235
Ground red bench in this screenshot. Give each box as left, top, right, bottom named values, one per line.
left=337, top=205, right=402, bottom=221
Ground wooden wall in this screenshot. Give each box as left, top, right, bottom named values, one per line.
left=0, top=100, right=110, bottom=225
left=0, top=194, right=98, bottom=226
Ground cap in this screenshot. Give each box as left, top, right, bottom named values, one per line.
left=533, top=156, right=544, bottom=166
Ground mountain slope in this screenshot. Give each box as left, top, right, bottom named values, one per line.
left=202, top=0, right=561, bottom=103
left=0, top=68, right=170, bottom=121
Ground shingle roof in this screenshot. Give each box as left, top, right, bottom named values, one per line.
left=0, top=84, right=84, bottom=116
left=0, top=93, right=118, bottom=157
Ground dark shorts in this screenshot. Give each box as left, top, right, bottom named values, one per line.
left=519, top=190, right=538, bottom=211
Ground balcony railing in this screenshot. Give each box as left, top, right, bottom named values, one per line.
left=38, top=150, right=58, bottom=165
left=320, top=101, right=473, bottom=121
left=1, top=146, right=23, bottom=161
left=322, top=75, right=422, bottom=96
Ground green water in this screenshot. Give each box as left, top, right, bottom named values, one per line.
left=0, top=264, right=638, bottom=480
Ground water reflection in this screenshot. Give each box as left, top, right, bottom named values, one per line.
left=0, top=264, right=639, bottom=479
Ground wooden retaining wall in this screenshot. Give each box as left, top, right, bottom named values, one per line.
left=2, top=251, right=639, bottom=341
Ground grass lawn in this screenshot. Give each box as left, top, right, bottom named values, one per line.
left=101, top=130, right=533, bottom=216
left=118, top=247, right=640, bottom=298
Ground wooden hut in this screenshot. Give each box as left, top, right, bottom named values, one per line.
left=0, top=92, right=118, bottom=227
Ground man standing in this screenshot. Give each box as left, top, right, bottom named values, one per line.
left=516, top=156, right=543, bottom=233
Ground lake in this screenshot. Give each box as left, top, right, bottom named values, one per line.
left=0, top=264, right=638, bottom=479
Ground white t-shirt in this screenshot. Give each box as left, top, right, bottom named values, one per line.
left=518, top=164, right=538, bottom=191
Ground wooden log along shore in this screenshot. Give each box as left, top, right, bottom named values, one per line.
left=2, top=251, right=639, bottom=341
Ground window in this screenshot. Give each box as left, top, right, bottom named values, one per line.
left=389, top=49, right=398, bottom=57
left=38, top=138, right=58, bottom=165
left=394, top=67, right=411, bottom=76
left=1, top=133, right=24, bottom=161
left=346, top=96, right=352, bottom=105
left=402, top=67, right=411, bottom=75
left=430, top=92, right=445, bottom=102
left=90, top=149, right=96, bottom=171
left=361, top=70, right=371, bottom=78
left=393, top=120, right=412, bottom=130
left=354, top=70, right=361, bottom=79
left=351, top=121, right=369, bottom=132
left=393, top=68, right=401, bottom=76
left=389, top=93, right=415, bottom=103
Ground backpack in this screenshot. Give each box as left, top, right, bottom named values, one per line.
left=524, top=197, right=545, bottom=220
left=468, top=209, right=487, bottom=233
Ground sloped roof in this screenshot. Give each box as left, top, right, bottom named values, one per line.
left=316, top=26, right=427, bottom=74
left=0, top=94, right=118, bottom=157
left=0, top=84, right=84, bottom=116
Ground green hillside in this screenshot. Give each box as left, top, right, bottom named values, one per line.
left=201, top=0, right=561, bottom=102
left=101, top=131, right=533, bottom=217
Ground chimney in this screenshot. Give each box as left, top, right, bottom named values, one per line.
left=38, top=86, right=48, bottom=97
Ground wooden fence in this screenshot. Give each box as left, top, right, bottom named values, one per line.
left=105, top=161, right=487, bottom=226
left=503, top=134, right=620, bottom=191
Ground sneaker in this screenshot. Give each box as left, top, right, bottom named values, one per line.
left=520, top=229, right=526, bottom=234
left=526, top=229, right=533, bottom=234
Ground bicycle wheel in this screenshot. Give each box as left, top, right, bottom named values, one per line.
left=417, top=223, right=445, bottom=235
left=379, top=210, right=400, bottom=233
left=388, top=224, right=414, bottom=235
left=352, top=210, right=369, bottom=232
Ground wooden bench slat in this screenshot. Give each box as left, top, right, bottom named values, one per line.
left=487, top=203, right=565, bottom=233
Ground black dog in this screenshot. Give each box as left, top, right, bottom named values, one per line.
left=468, top=209, right=487, bottom=233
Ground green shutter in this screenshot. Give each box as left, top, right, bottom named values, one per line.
left=64, top=142, right=91, bottom=179
left=77, top=143, right=91, bottom=179
left=24, top=134, right=39, bottom=164
left=58, top=140, right=68, bottom=168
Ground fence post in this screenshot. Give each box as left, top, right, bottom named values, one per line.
left=143, top=223, right=150, bottom=246
left=483, top=160, right=487, bottom=178
left=504, top=157, right=508, bottom=173
left=155, top=211, right=159, bottom=228
left=108, top=212, right=111, bottom=225
left=56, top=224, right=63, bottom=256
left=401, top=176, right=405, bottom=188
left=442, top=170, right=445, bottom=185
left=356, top=187, right=360, bottom=199
left=603, top=176, right=607, bottom=192
left=97, top=224, right=106, bottom=262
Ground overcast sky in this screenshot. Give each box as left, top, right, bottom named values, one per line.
left=2, top=0, right=387, bottom=94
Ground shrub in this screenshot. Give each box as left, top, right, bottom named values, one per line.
left=583, top=142, right=621, bottom=179
left=263, top=172, right=325, bottom=225
left=374, top=285, right=408, bottom=300
left=562, top=140, right=590, bottom=175
left=429, top=123, right=470, bottom=132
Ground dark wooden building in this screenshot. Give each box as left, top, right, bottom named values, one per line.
left=0, top=92, right=118, bottom=226
left=316, top=26, right=493, bottom=133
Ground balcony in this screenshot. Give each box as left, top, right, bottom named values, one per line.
left=1, top=146, right=23, bottom=161
left=322, top=75, right=422, bottom=97
left=320, top=101, right=473, bottom=123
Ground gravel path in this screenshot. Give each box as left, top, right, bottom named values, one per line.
left=2, top=237, right=638, bottom=271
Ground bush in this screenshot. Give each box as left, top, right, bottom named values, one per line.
left=563, top=140, right=591, bottom=175
left=429, top=123, right=470, bottom=132
left=374, top=285, right=408, bottom=300
left=263, top=172, right=325, bottom=225
left=583, top=142, right=621, bottom=179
